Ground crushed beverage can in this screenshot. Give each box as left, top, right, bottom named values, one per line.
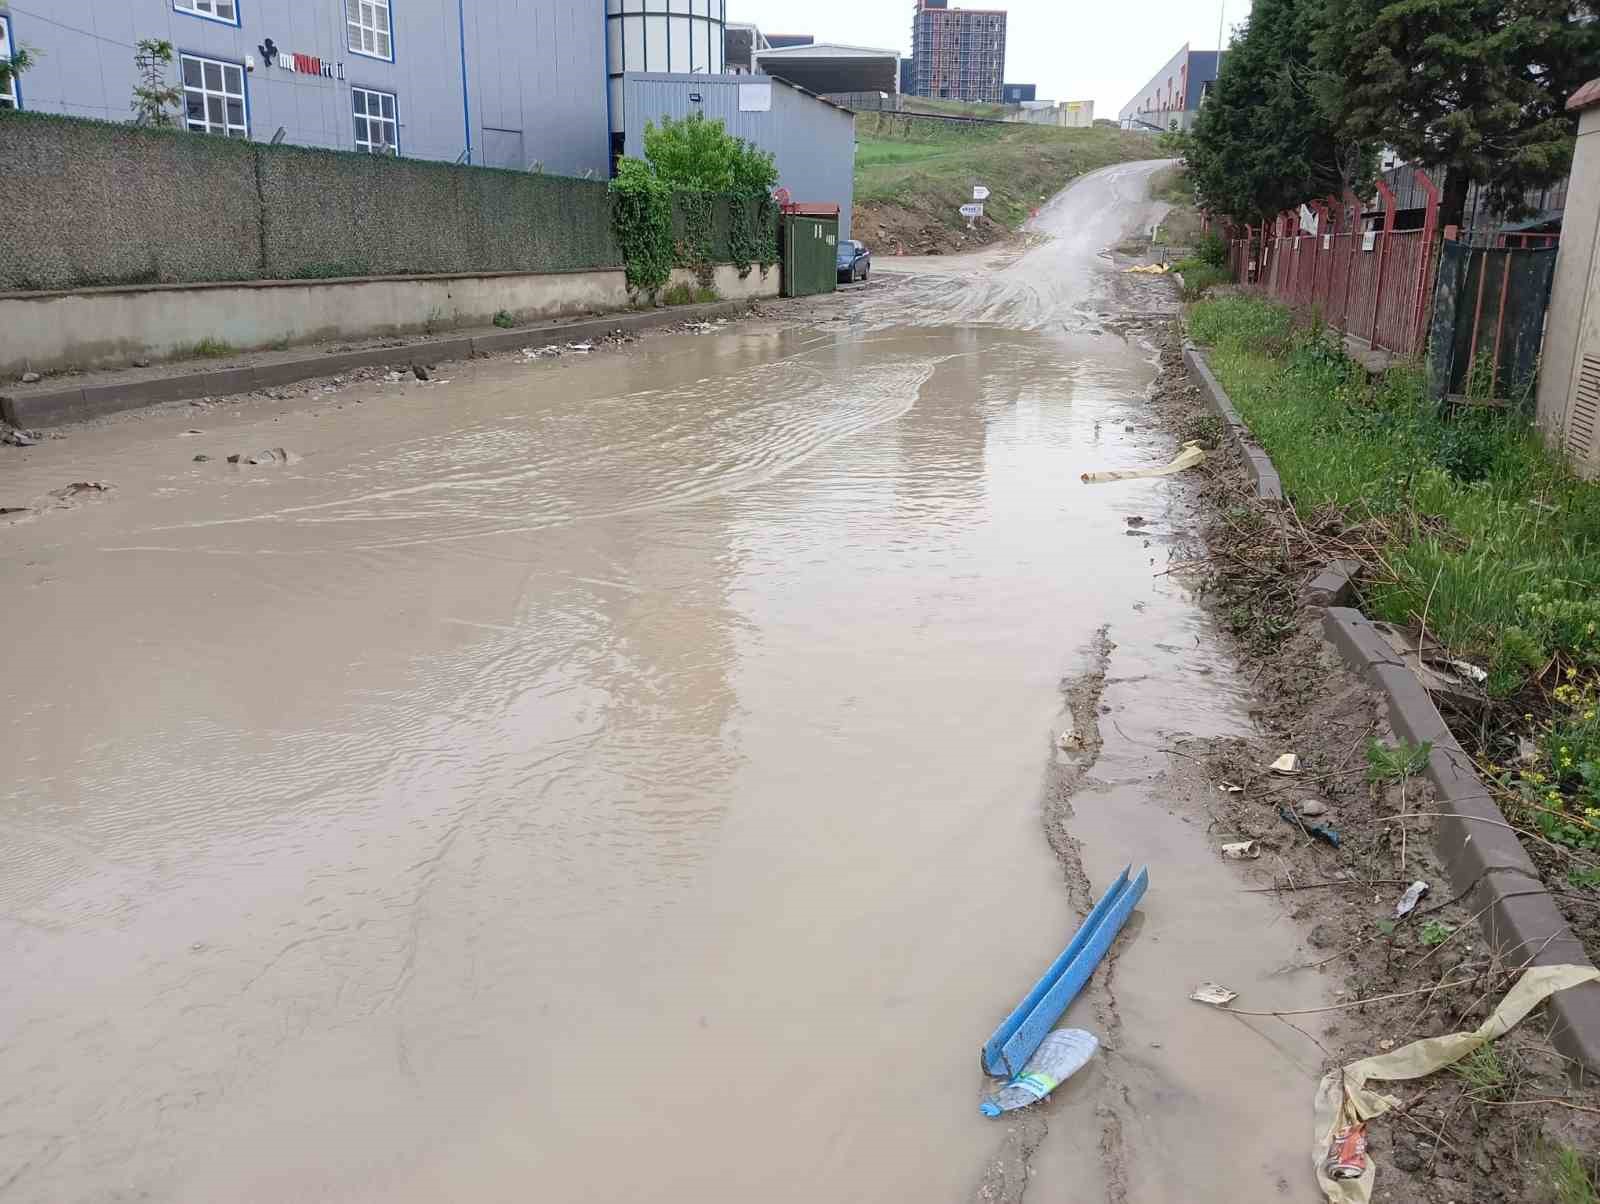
left=1325, top=1123, right=1368, bottom=1180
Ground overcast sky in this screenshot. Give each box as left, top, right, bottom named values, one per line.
left=729, top=0, right=1251, bottom=117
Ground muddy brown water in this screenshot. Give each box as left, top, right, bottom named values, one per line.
left=2, top=162, right=1329, bottom=1201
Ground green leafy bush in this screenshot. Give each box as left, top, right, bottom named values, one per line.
left=1195, top=230, right=1230, bottom=268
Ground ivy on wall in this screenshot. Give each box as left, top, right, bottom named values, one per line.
left=609, top=159, right=675, bottom=296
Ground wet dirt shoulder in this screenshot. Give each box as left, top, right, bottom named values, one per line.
left=1138, top=314, right=1600, bottom=1204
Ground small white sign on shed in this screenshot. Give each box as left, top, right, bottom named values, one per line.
left=739, top=83, right=772, bottom=112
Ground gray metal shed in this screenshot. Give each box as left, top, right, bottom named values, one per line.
left=620, top=72, right=855, bottom=239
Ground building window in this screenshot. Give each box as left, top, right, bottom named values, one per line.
left=347, top=1, right=394, bottom=62
left=173, top=0, right=239, bottom=26
left=0, top=15, right=17, bottom=110
left=353, top=87, right=398, bottom=155
left=180, top=53, right=248, bottom=137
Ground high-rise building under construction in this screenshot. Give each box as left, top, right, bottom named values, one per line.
left=909, top=1, right=1007, bottom=104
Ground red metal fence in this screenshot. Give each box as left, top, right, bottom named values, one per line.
left=1226, top=171, right=1443, bottom=357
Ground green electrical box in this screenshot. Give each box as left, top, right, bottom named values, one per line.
left=780, top=210, right=840, bottom=298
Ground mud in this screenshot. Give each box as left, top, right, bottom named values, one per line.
left=1131, top=318, right=1600, bottom=1203
left=0, top=161, right=1411, bottom=1203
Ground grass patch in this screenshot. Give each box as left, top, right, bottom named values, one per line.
left=1546, top=1143, right=1600, bottom=1204
left=1174, top=262, right=1230, bottom=300
left=187, top=337, right=234, bottom=359
left=1189, top=295, right=1600, bottom=860
left=1448, top=1045, right=1509, bottom=1099
left=854, top=113, right=1157, bottom=238
left=661, top=282, right=719, bottom=306
left=492, top=310, right=516, bottom=329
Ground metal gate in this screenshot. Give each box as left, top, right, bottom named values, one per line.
left=1426, top=241, right=1559, bottom=406
left=780, top=210, right=839, bottom=298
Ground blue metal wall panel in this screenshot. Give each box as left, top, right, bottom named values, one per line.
left=2, top=0, right=608, bottom=176
left=621, top=72, right=856, bottom=239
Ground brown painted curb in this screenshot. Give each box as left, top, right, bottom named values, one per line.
left=1, top=299, right=762, bottom=429
left=1181, top=341, right=1285, bottom=505
left=1185, top=340, right=1600, bottom=1069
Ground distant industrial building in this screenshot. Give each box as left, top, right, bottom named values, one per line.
left=766, top=34, right=815, bottom=49
left=908, top=1, right=1007, bottom=104
left=1118, top=44, right=1224, bottom=131
left=724, top=23, right=771, bottom=75
left=1001, top=83, right=1035, bottom=104
left=753, top=43, right=900, bottom=97
left=900, top=57, right=915, bottom=94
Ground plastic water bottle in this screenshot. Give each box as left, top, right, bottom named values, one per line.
left=980, top=1029, right=1098, bottom=1116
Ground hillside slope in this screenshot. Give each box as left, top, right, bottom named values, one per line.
left=853, top=113, right=1156, bottom=255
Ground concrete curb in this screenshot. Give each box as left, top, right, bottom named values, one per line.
left=1187, top=341, right=1600, bottom=1071
left=1181, top=341, right=1284, bottom=505
left=1, top=299, right=761, bottom=429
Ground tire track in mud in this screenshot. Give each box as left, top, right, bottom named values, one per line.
left=973, top=628, right=1133, bottom=1204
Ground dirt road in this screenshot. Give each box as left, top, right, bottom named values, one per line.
left=1, top=161, right=1328, bottom=1202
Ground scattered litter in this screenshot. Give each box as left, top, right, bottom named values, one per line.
left=229, top=448, right=298, bottom=466
left=1296, top=797, right=1329, bottom=818
left=1125, top=515, right=1147, bottom=527
left=1447, top=659, right=1488, bottom=684
left=1122, top=263, right=1171, bottom=275
left=412, top=364, right=431, bottom=381
left=1518, top=736, right=1539, bottom=764
left=192, top=454, right=211, bottom=463
left=2, top=429, right=39, bottom=447
left=1312, top=964, right=1600, bottom=1203
left=20, top=371, right=41, bottom=384
left=1190, top=982, right=1237, bottom=1007
left=684, top=322, right=715, bottom=333
left=1324, top=1122, right=1368, bottom=1181
left=49, top=481, right=111, bottom=500
left=1221, top=840, right=1261, bottom=860
left=566, top=341, right=593, bottom=353
left=178, top=429, right=205, bottom=437
left=982, top=866, right=1149, bottom=1076
left=1281, top=806, right=1341, bottom=847
left=1393, top=880, right=1429, bottom=918
left=1081, top=441, right=1205, bottom=484
left=980, top=1029, right=1098, bottom=1116
left=0, top=506, right=29, bottom=516
left=384, top=370, right=405, bottom=383
left=1269, top=753, right=1301, bottom=775
left=1218, top=782, right=1243, bottom=794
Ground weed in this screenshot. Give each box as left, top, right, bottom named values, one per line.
left=1544, top=1142, right=1599, bottom=1204
left=1569, top=865, right=1600, bottom=890
left=660, top=282, right=717, bottom=306
left=188, top=337, right=233, bottom=359
left=267, top=337, right=290, bottom=352
left=1178, top=263, right=1230, bottom=300
left=492, top=310, right=516, bottom=329
left=692, top=285, right=719, bottom=304
left=1419, top=919, right=1454, bottom=947
left=1366, top=738, right=1432, bottom=782
left=1448, top=1045, right=1508, bottom=1099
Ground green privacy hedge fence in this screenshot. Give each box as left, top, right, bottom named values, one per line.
left=0, top=111, right=768, bottom=292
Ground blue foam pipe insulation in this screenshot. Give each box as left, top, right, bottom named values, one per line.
left=980, top=865, right=1150, bottom=1077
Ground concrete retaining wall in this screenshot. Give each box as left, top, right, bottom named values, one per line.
left=0, top=264, right=778, bottom=377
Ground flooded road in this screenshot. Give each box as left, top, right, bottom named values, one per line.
left=2, top=161, right=1326, bottom=1202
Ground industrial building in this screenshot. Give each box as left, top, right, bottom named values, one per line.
left=1118, top=44, right=1224, bottom=132
left=1, top=1, right=856, bottom=238
left=908, top=0, right=1006, bottom=103
left=619, top=72, right=855, bottom=237
left=753, top=43, right=900, bottom=97
left=1001, top=82, right=1034, bottom=104
left=0, top=0, right=616, bottom=175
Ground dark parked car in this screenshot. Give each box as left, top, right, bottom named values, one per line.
left=836, top=239, right=871, bottom=283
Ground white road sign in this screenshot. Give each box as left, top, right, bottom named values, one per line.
left=972, top=186, right=991, bottom=201
left=959, top=203, right=984, bottom=219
